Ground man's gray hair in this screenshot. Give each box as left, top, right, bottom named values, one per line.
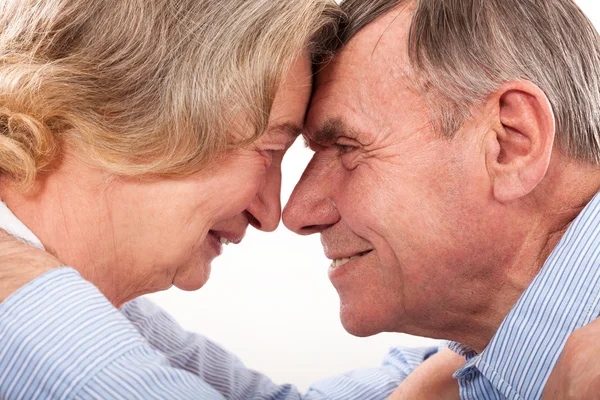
left=336, top=0, right=600, bottom=164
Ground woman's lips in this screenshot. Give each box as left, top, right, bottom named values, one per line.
left=207, top=231, right=224, bottom=256
left=212, top=230, right=245, bottom=245
left=206, top=228, right=246, bottom=258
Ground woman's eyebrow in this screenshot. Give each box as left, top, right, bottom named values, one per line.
left=269, top=122, right=303, bottom=141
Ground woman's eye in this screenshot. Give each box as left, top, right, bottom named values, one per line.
left=259, top=149, right=284, bottom=168
left=258, top=150, right=274, bottom=165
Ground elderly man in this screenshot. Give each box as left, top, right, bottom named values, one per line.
left=1, top=0, right=600, bottom=399
left=281, top=0, right=600, bottom=398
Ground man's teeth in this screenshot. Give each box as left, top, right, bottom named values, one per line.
left=332, top=255, right=361, bottom=268
left=219, top=237, right=231, bottom=245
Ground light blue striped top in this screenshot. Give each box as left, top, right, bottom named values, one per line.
left=448, top=191, right=600, bottom=399
left=0, top=201, right=435, bottom=399
left=0, top=268, right=436, bottom=399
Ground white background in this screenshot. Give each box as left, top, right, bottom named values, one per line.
left=148, top=1, right=600, bottom=391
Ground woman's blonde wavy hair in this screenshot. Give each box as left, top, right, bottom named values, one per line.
left=0, top=0, right=342, bottom=189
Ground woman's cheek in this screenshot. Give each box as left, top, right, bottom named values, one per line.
left=228, top=176, right=263, bottom=215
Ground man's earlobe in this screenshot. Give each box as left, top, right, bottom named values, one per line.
left=485, top=81, right=555, bottom=203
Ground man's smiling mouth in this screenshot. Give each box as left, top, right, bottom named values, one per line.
left=331, top=250, right=373, bottom=268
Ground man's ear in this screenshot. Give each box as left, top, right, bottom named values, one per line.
left=484, top=80, right=555, bottom=203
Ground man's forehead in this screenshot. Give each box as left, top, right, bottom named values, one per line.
left=306, top=3, right=417, bottom=140
left=313, top=2, right=414, bottom=96
left=338, top=2, right=414, bottom=65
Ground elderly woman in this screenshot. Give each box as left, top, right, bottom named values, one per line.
left=0, top=0, right=328, bottom=307
left=0, top=0, right=419, bottom=399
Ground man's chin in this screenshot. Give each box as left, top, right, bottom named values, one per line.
left=339, top=304, right=388, bottom=337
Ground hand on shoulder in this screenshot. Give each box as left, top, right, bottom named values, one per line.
left=543, top=317, right=600, bottom=399
left=387, top=347, right=463, bottom=400
left=0, top=229, right=62, bottom=303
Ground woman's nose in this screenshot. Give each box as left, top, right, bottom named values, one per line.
left=245, top=164, right=282, bottom=232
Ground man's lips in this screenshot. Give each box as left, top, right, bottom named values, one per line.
left=327, top=249, right=373, bottom=268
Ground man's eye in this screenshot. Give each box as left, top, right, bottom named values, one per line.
left=334, top=143, right=357, bottom=154
left=302, top=137, right=310, bottom=148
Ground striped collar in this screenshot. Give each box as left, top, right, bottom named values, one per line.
left=0, top=200, right=44, bottom=249
left=450, top=191, right=600, bottom=399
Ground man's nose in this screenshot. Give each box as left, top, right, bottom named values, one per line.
left=245, top=162, right=282, bottom=232
left=283, top=155, right=340, bottom=235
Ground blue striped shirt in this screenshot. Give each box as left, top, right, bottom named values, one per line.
left=0, top=270, right=435, bottom=399
left=448, top=191, right=600, bottom=399
left=0, top=201, right=435, bottom=399
left=2, top=189, right=600, bottom=399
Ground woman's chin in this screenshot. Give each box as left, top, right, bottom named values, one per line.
left=172, top=263, right=212, bottom=291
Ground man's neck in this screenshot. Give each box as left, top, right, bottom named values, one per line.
left=459, top=162, right=600, bottom=353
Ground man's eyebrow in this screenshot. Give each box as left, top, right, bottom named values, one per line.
left=311, top=118, right=350, bottom=144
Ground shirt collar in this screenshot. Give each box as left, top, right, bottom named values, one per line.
left=0, top=200, right=44, bottom=249
left=451, top=191, right=600, bottom=399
